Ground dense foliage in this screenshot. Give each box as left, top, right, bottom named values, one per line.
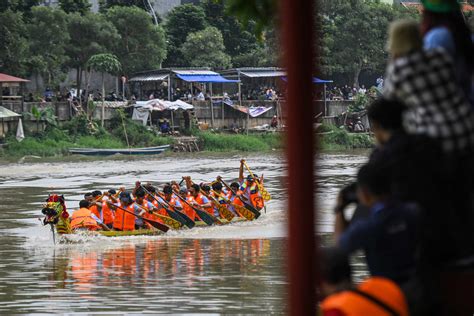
left=0, top=0, right=427, bottom=90
left=181, top=27, right=231, bottom=69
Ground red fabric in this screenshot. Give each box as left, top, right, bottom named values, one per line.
left=323, top=308, right=346, bottom=316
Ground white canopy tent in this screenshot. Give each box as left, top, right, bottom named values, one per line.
left=133, top=99, right=194, bottom=129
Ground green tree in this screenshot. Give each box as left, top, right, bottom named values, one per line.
left=58, top=0, right=91, bottom=15
left=319, top=0, right=417, bottom=86
left=24, top=105, right=58, bottom=133
left=223, top=0, right=278, bottom=39
left=99, top=0, right=149, bottom=11
left=0, top=0, right=41, bottom=18
left=26, top=7, right=69, bottom=89
left=65, top=12, right=120, bottom=100
left=87, top=53, right=121, bottom=127
left=164, top=4, right=208, bottom=66
left=0, top=10, right=29, bottom=76
left=200, top=0, right=260, bottom=60
left=105, top=6, right=166, bottom=76
left=181, top=26, right=231, bottom=69
left=99, top=0, right=160, bottom=23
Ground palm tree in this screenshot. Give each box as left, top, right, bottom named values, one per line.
left=87, top=53, right=121, bottom=127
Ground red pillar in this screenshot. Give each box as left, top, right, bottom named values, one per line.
left=281, top=0, right=318, bottom=315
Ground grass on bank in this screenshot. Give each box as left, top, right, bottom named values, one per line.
left=318, top=124, right=374, bottom=151
left=0, top=114, right=373, bottom=157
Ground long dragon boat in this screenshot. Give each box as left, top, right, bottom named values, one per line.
left=41, top=194, right=252, bottom=240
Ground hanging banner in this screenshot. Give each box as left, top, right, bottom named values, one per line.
left=221, top=100, right=273, bottom=118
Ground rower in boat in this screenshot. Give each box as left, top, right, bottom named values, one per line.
left=70, top=200, right=109, bottom=231
left=159, top=185, right=183, bottom=212
left=177, top=186, right=197, bottom=220
left=239, top=160, right=265, bottom=211
left=100, top=189, right=117, bottom=229
left=134, top=188, right=161, bottom=228
left=211, top=182, right=237, bottom=216
left=225, top=181, right=246, bottom=216
left=187, top=182, right=214, bottom=216
left=111, top=192, right=144, bottom=231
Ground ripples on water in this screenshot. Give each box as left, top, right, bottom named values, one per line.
left=0, top=152, right=368, bottom=314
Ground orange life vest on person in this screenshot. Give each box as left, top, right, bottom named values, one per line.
left=227, top=190, right=244, bottom=207
left=183, top=195, right=197, bottom=220
left=70, top=207, right=100, bottom=231
left=193, top=193, right=214, bottom=215
left=101, top=200, right=114, bottom=225
left=320, top=277, right=409, bottom=316
left=113, top=203, right=136, bottom=231
left=242, top=182, right=264, bottom=210
left=89, top=203, right=101, bottom=220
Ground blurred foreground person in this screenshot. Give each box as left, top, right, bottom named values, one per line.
left=320, top=247, right=409, bottom=316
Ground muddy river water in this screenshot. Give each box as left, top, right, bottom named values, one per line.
left=0, top=152, right=368, bottom=314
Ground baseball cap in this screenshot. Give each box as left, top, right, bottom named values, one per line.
left=421, top=0, right=460, bottom=13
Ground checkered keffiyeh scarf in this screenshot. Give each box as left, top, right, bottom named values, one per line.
left=384, top=48, right=474, bottom=153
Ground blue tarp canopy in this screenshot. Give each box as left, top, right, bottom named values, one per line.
left=313, top=77, right=333, bottom=83
left=281, top=76, right=333, bottom=84
left=176, top=74, right=240, bottom=83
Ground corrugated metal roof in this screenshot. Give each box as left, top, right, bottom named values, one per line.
left=129, top=74, right=169, bottom=82
left=172, top=70, right=218, bottom=75
left=0, top=106, right=21, bottom=119
left=239, top=70, right=286, bottom=78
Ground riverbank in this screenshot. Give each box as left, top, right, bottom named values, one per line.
left=0, top=118, right=373, bottom=158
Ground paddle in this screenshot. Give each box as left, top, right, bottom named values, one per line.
left=218, top=177, right=261, bottom=219
left=140, top=185, right=195, bottom=229
left=50, top=222, right=56, bottom=244
left=211, top=189, right=255, bottom=221
left=134, top=203, right=183, bottom=230
left=200, top=189, right=235, bottom=222
left=243, top=161, right=271, bottom=201
left=172, top=189, right=217, bottom=226
left=106, top=201, right=169, bottom=233
left=156, top=192, right=196, bottom=229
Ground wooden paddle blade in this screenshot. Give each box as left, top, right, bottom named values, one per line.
left=233, top=204, right=255, bottom=221
left=258, top=183, right=271, bottom=201
left=145, top=217, right=170, bottom=232
left=164, top=209, right=188, bottom=228
left=241, top=200, right=261, bottom=218
left=194, top=208, right=216, bottom=226
left=154, top=213, right=182, bottom=230
left=218, top=204, right=235, bottom=222
left=174, top=210, right=196, bottom=229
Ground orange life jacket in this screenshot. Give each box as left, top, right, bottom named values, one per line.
left=227, top=190, right=244, bottom=207
left=183, top=196, right=197, bottom=220
left=89, top=204, right=101, bottom=220
left=320, top=277, right=409, bottom=316
left=101, top=200, right=114, bottom=225
left=193, top=193, right=214, bottom=215
left=70, top=207, right=100, bottom=231
left=242, top=182, right=264, bottom=210
left=113, top=203, right=136, bottom=231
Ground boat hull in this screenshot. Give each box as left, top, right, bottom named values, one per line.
left=63, top=217, right=248, bottom=237
left=69, top=145, right=170, bottom=156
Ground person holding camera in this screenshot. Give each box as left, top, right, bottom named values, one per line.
left=334, top=162, right=420, bottom=285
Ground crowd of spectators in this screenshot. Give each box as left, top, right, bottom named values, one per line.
left=322, top=1, right=474, bottom=315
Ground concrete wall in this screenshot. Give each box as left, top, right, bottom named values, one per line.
left=26, top=69, right=117, bottom=95
left=1, top=99, right=358, bottom=134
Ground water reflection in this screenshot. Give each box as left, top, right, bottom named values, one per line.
left=0, top=152, right=369, bottom=314
left=0, top=239, right=285, bottom=314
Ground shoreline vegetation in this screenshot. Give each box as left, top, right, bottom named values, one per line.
left=0, top=116, right=374, bottom=158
